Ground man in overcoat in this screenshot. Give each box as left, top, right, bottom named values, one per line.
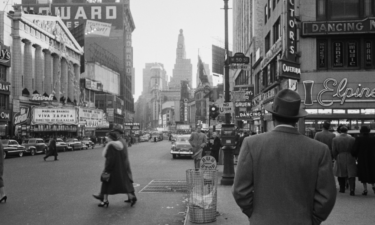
left=189, top=126, right=207, bottom=169
left=232, top=89, right=336, bottom=225
left=314, top=121, right=335, bottom=152
left=332, top=125, right=357, bottom=195
left=44, top=136, right=58, bottom=161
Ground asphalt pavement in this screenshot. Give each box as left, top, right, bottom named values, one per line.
left=0, top=139, right=192, bottom=225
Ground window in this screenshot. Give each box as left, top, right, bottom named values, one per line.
left=273, top=0, right=277, bottom=9
left=273, top=18, right=281, bottom=44
left=263, top=66, right=268, bottom=87
left=317, top=39, right=328, bottom=69
left=0, top=94, right=9, bottom=110
left=268, top=0, right=271, bottom=18
left=0, top=65, right=6, bottom=81
left=265, top=4, right=268, bottom=24
left=331, top=0, right=360, bottom=19
left=265, top=33, right=271, bottom=53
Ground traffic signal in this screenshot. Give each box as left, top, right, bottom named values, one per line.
left=209, top=105, right=220, bottom=119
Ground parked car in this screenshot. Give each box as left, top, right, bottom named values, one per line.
left=22, top=138, right=48, bottom=156
left=140, top=134, right=150, bottom=142
left=170, top=135, right=193, bottom=159
left=66, top=138, right=87, bottom=150
left=2, top=139, right=26, bottom=159
left=82, top=138, right=95, bottom=149
left=151, top=132, right=163, bottom=142
left=45, top=138, right=73, bottom=152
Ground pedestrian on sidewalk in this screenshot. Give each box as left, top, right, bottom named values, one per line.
left=351, top=126, right=375, bottom=195
left=0, top=139, right=7, bottom=203
left=332, top=125, right=357, bottom=195
left=93, top=131, right=136, bottom=207
left=211, top=132, right=222, bottom=163
left=189, top=126, right=207, bottom=169
left=234, top=132, right=249, bottom=164
left=44, top=136, right=58, bottom=161
left=314, top=121, right=335, bottom=153
left=232, top=89, right=336, bottom=225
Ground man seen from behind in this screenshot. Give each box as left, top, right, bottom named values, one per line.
left=232, top=89, right=336, bottom=225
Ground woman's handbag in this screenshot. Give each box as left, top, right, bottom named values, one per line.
left=100, top=172, right=111, bottom=182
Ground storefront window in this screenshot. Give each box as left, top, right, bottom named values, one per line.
left=306, top=109, right=318, bottom=114
left=348, top=109, right=360, bottom=114
left=333, top=109, right=346, bottom=114
left=0, top=94, right=9, bottom=110
left=0, top=65, right=6, bottom=81
left=318, top=109, right=332, bottom=114
left=361, top=109, right=375, bottom=114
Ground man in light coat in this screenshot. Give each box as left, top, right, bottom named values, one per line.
left=189, top=126, right=207, bottom=169
left=232, top=89, right=336, bottom=225
left=332, top=125, right=357, bottom=195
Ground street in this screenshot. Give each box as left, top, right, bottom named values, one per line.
left=0, top=140, right=191, bottom=225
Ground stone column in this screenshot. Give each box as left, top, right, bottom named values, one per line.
left=61, top=58, right=68, bottom=102
left=43, top=50, right=53, bottom=95
left=12, top=37, right=23, bottom=98
left=34, top=45, right=44, bottom=94
left=68, top=61, right=74, bottom=102
left=74, top=64, right=80, bottom=104
left=52, top=54, right=61, bottom=101
left=23, top=40, right=33, bottom=94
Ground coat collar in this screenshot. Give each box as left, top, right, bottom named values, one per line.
left=272, top=126, right=301, bottom=135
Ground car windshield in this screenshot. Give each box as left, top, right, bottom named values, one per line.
left=22, top=140, right=29, bottom=144
left=176, top=136, right=190, bottom=142
left=56, top=140, right=62, bottom=143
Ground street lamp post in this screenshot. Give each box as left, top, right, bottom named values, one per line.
left=220, top=0, right=235, bottom=186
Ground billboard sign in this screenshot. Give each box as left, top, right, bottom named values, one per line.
left=85, top=79, right=103, bottom=92
left=22, top=3, right=124, bottom=30
left=31, top=107, right=78, bottom=125
left=85, top=20, right=112, bottom=37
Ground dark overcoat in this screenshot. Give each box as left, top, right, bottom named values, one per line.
left=332, top=133, right=356, bottom=177
left=101, top=143, right=134, bottom=195
left=48, top=139, right=57, bottom=155
left=352, top=135, right=375, bottom=183
left=0, top=142, right=4, bottom=188
left=211, top=137, right=222, bottom=162
left=232, top=126, right=336, bottom=225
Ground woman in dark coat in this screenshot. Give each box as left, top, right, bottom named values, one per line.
left=352, top=126, right=375, bottom=195
left=93, top=132, right=136, bottom=207
left=0, top=140, right=7, bottom=203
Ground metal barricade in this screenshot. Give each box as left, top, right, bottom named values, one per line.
left=186, top=169, right=218, bottom=223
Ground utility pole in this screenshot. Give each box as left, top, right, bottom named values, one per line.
left=220, top=0, right=235, bottom=185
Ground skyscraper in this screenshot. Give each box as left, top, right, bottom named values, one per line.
left=169, top=29, right=193, bottom=90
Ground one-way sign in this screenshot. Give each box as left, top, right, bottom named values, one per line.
left=218, top=102, right=234, bottom=113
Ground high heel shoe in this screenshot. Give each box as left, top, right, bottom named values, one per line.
left=130, top=197, right=137, bottom=207
left=98, top=201, right=109, bottom=208
left=362, top=190, right=368, bottom=196
left=0, top=196, right=7, bottom=203
left=92, top=194, right=104, bottom=202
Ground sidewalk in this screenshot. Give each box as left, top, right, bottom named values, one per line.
left=185, top=165, right=375, bottom=225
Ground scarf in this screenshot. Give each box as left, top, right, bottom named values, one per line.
left=102, top=140, right=124, bottom=157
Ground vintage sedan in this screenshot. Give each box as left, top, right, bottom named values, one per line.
left=170, top=135, right=193, bottom=159
left=2, top=139, right=26, bottom=159
left=66, top=138, right=87, bottom=150
left=82, top=138, right=95, bottom=149
left=22, top=138, right=48, bottom=156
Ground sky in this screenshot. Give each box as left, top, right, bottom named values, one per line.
left=2, top=0, right=233, bottom=101
left=131, top=0, right=232, bottom=101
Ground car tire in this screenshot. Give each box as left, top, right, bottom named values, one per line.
left=30, top=149, right=36, bottom=156
left=172, top=154, right=176, bottom=159
left=19, top=152, right=24, bottom=157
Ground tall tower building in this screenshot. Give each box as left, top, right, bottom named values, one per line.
left=169, top=29, right=193, bottom=89
left=142, top=63, right=168, bottom=95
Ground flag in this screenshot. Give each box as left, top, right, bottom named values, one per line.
left=198, top=56, right=210, bottom=85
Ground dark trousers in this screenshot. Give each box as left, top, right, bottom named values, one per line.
left=44, top=151, right=58, bottom=160
left=338, top=177, right=355, bottom=191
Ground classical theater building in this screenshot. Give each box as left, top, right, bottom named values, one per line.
left=4, top=7, right=83, bottom=137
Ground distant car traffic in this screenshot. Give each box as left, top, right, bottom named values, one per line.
left=2, top=139, right=26, bottom=159
left=82, top=138, right=95, bottom=149
left=140, top=134, right=150, bottom=142
left=22, top=138, right=48, bottom=156
left=66, top=138, right=87, bottom=150
left=45, top=138, right=73, bottom=152
left=170, top=135, right=193, bottom=159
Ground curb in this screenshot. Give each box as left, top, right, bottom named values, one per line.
left=183, top=207, right=189, bottom=225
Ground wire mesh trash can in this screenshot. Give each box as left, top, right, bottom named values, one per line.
left=186, top=169, right=218, bottom=223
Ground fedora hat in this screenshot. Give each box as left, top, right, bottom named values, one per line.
left=264, top=89, right=308, bottom=118
left=112, top=125, right=124, bottom=134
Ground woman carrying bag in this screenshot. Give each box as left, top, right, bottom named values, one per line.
left=93, top=132, right=136, bottom=207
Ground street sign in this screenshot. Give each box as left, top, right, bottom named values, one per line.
left=218, top=102, right=234, bottom=114
left=229, top=64, right=251, bottom=70
left=200, top=155, right=217, bottom=170
left=229, top=52, right=250, bottom=64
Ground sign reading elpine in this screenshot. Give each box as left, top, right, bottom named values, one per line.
left=22, top=3, right=124, bottom=30
left=31, top=107, right=78, bottom=125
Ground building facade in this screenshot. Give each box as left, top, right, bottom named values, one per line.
left=169, top=29, right=193, bottom=90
